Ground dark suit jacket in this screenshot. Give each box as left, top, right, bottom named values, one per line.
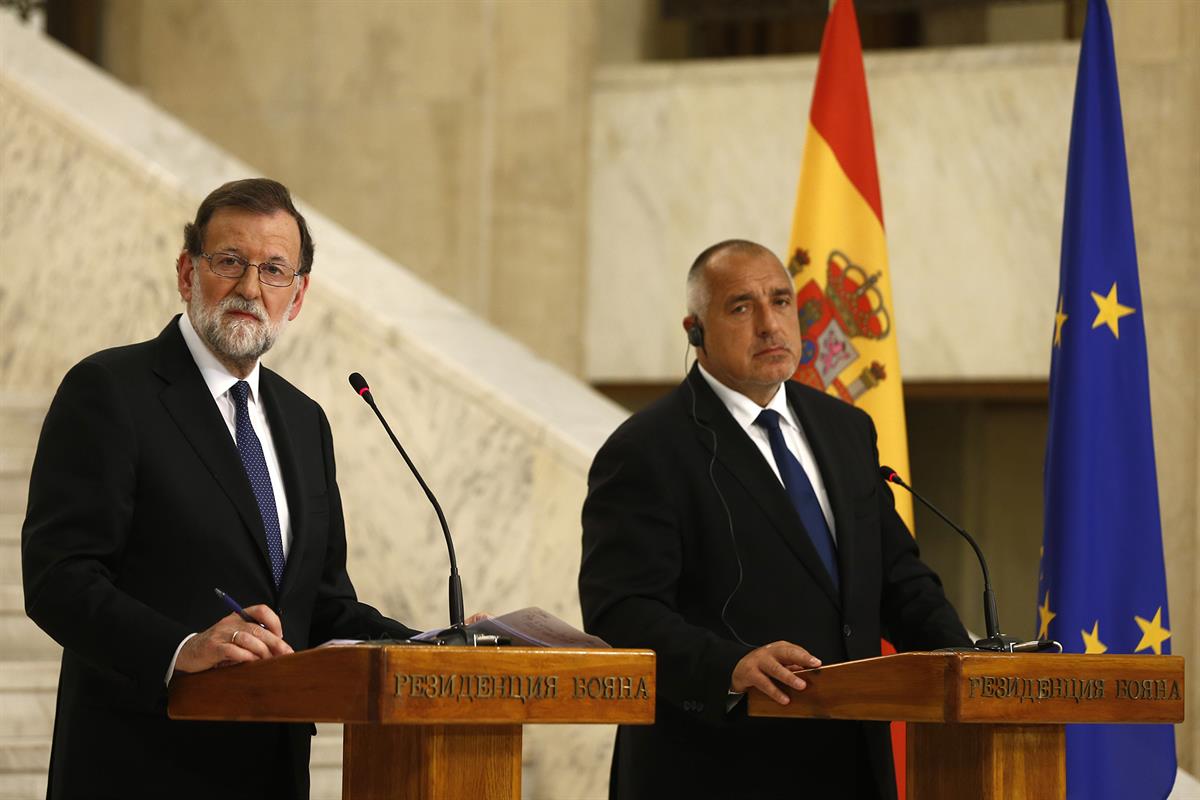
left=579, top=367, right=969, bottom=800
left=22, top=317, right=417, bottom=799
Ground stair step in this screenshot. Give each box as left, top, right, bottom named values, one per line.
left=0, top=461, right=30, bottom=518
left=0, top=662, right=59, bottom=743
left=0, top=534, right=20, bottom=584
left=0, top=684, right=56, bottom=739
left=0, top=661, right=57, bottom=691
left=311, top=724, right=343, bottom=766
left=0, top=737, right=49, bottom=774
left=0, top=514, right=21, bottom=542
left=0, top=395, right=48, bottom=454
left=0, top=770, right=47, bottom=799
left=310, top=765, right=343, bottom=800
left=0, top=587, right=60, bottom=660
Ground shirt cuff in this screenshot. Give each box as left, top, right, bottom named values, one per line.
left=166, top=633, right=198, bottom=685
left=726, top=691, right=745, bottom=713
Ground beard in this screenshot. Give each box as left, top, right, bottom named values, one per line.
left=188, top=266, right=294, bottom=367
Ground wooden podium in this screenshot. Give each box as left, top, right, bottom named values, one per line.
left=169, top=644, right=655, bottom=799
left=748, top=651, right=1184, bottom=799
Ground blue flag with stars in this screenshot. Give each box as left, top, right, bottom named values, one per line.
left=1037, top=0, right=1175, bottom=797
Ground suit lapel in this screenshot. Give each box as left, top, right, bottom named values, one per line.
left=786, top=382, right=857, bottom=608
left=687, top=369, right=840, bottom=607
left=258, top=369, right=308, bottom=595
left=152, top=318, right=274, bottom=580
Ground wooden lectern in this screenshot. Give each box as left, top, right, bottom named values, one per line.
left=748, top=651, right=1184, bottom=799
left=169, top=644, right=655, bottom=799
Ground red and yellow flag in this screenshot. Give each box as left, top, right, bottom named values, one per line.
left=787, top=2, right=910, bottom=794
left=786, top=0, right=912, bottom=531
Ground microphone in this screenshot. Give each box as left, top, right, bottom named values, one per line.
left=349, top=372, right=467, bottom=644
left=879, top=466, right=1050, bottom=653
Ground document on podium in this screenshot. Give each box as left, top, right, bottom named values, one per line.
left=411, top=606, right=610, bottom=648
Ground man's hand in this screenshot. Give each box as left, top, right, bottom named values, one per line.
left=730, top=640, right=821, bottom=705
left=174, top=605, right=294, bottom=674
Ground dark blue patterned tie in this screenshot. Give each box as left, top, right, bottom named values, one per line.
left=755, top=409, right=839, bottom=589
left=230, top=381, right=285, bottom=588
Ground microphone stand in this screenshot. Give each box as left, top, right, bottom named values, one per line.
left=880, top=468, right=1060, bottom=653
left=349, top=374, right=469, bottom=645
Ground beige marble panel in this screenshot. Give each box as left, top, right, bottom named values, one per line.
left=586, top=44, right=1080, bottom=383
left=99, top=0, right=595, bottom=376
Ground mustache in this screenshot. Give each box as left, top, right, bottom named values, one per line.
left=219, top=295, right=267, bottom=323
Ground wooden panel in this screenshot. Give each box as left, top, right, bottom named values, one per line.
left=909, top=723, right=1064, bottom=800
left=343, top=723, right=521, bottom=800
left=953, top=653, right=1184, bottom=724
left=747, top=651, right=1184, bottom=725
left=170, top=645, right=378, bottom=722
left=381, top=646, right=656, bottom=725
left=170, top=644, right=657, bottom=726
left=748, top=652, right=952, bottom=721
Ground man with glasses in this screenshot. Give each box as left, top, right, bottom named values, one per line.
left=22, top=178, right=417, bottom=799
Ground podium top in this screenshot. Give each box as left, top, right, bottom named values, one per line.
left=748, top=651, right=1184, bottom=725
left=169, top=643, right=655, bottom=726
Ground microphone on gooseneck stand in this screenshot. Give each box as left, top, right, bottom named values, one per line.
left=348, top=372, right=468, bottom=645
left=879, top=466, right=1060, bottom=654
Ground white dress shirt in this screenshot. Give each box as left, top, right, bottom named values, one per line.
left=166, top=313, right=294, bottom=682
left=177, top=314, right=293, bottom=556
left=696, top=363, right=837, bottom=542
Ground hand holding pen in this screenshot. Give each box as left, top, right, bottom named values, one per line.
left=172, top=588, right=293, bottom=675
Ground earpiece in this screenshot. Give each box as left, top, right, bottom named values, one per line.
left=687, top=320, right=705, bottom=349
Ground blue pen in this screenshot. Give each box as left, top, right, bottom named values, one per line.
left=213, top=587, right=268, bottom=629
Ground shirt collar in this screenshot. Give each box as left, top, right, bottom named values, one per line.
left=178, top=312, right=262, bottom=403
left=695, top=362, right=799, bottom=434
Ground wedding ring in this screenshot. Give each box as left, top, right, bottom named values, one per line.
left=231, top=630, right=241, bottom=645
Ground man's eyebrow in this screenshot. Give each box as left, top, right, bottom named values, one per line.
left=211, top=245, right=291, bottom=263
left=725, top=287, right=793, bottom=305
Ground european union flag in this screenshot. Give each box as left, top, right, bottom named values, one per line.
left=1037, top=0, right=1175, bottom=797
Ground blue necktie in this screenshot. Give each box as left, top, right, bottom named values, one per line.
left=230, top=381, right=285, bottom=588
left=755, top=409, right=839, bottom=589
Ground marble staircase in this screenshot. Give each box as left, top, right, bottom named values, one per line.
left=0, top=393, right=55, bottom=800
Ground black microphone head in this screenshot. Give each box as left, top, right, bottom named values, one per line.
left=879, top=465, right=900, bottom=484
left=348, top=372, right=370, bottom=398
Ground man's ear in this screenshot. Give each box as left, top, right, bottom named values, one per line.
left=177, top=251, right=195, bottom=302
left=287, top=274, right=310, bottom=321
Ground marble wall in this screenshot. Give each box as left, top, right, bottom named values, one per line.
left=101, top=0, right=597, bottom=377
left=585, top=43, right=1079, bottom=382
left=0, top=13, right=624, bottom=797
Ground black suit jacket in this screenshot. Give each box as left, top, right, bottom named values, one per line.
left=22, top=317, right=417, bottom=799
left=579, top=367, right=969, bottom=800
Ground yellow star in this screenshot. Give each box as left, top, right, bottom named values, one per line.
left=1037, top=591, right=1057, bottom=639
left=1090, top=282, right=1135, bottom=339
left=1134, top=607, right=1171, bottom=655
left=1081, top=620, right=1108, bottom=654
left=1053, top=296, right=1068, bottom=347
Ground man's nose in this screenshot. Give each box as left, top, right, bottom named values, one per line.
left=233, top=264, right=263, bottom=299
left=756, top=303, right=781, bottom=335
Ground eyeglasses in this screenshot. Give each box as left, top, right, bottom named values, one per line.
left=199, top=251, right=301, bottom=288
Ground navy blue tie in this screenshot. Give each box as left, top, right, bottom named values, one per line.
left=755, top=409, right=839, bottom=589
left=230, top=381, right=285, bottom=588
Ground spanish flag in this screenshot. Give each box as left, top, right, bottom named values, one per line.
left=787, top=0, right=911, bottom=528
left=787, top=1, right=910, bottom=794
